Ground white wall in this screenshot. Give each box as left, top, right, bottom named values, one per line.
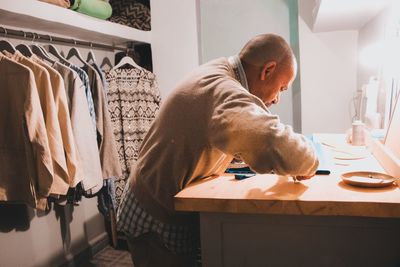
left=199, top=0, right=295, bottom=126
left=0, top=198, right=105, bottom=267
left=357, top=4, right=400, bottom=129
left=298, top=3, right=358, bottom=134
left=151, top=0, right=201, bottom=99
left=357, top=7, right=387, bottom=90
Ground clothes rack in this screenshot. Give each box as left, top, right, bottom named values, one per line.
left=0, top=26, right=128, bottom=52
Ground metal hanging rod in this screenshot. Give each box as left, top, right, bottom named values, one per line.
left=0, top=26, right=129, bottom=51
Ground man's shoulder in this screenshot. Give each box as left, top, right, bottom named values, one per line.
left=171, top=57, right=229, bottom=88
left=189, top=57, right=229, bottom=74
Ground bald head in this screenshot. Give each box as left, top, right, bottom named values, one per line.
left=239, top=34, right=297, bottom=107
left=239, top=34, right=294, bottom=68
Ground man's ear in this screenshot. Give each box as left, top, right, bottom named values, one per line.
left=260, top=61, right=277, bottom=81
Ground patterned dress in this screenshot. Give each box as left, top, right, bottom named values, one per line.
left=105, top=67, right=161, bottom=206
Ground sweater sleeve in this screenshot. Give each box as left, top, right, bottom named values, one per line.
left=209, top=87, right=318, bottom=176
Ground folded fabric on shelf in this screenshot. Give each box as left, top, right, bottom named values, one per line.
left=109, top=0, right=151, bottom=31
left=39, top=0, right=70, bottom=8
left=70, top=0, right=113, bottom=20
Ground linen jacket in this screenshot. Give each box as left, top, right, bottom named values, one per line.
left=0, top=55, right=53, bottom=209
left=4, top=51, right=69, bottom=195
left=32, top=55, right=81, bottom=193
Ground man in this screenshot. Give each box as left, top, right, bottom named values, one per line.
left=117, top=33, right=319, bottom=266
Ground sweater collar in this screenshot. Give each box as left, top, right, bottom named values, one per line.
left=228, top=55, right=249, bottom=91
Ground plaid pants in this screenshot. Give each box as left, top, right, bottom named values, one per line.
left=117, top=184, right=199, bottom=255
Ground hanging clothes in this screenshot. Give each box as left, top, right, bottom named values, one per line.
left=83, top=65, right=122, bottom=182
left=91, top=61, right=119, bottom=220
left=53, top=61, right=103, bottom=193
left=91, top=62, right=107, bottom=90
left=3, top=51, right=70, bottom=196
left=0, top=54, right=53, bottom=210
left=0, top=45, right=125, bottom=210
left=68, top=63, right=97, bottom=132
left=105, top=67, right=161, bottom=205
left=31, top=55, right=82, bottom=190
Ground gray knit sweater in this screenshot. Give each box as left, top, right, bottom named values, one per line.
left=130, top=57, right=319, bottom=224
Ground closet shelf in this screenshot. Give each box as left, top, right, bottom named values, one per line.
left=0, top=0, right=151, bottom=46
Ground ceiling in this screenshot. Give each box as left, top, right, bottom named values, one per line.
left=312, top=0, right=394, bottom=32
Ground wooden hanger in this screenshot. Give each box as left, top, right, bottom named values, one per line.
left=112, top=49, right=142, bottom=71
left=16, top=32, right=35, bottom=57
left=34, top=35, right=56, bottom=60
left=46, top=44, right=70, bottom=65
left=0, top=40, right=16, bottom=53
left=39, top=45, right=56, bottom=59
left=0, top=27, right=16, bottom=53
left=30, top=44, right=56, bottom=64
left=66, top=46, right=86, bottom=65
left=16, top=44, right=33, bottom=57
left=100, top=56, right=113, bottom=71
left=86, top=43, right=97, bottom=64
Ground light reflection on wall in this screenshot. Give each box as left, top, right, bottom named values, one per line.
left=358, top=3, right=400, bottom=130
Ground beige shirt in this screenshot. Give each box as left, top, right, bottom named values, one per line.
left=31, top=55, right=82, bottom=192
left=130, top=57, right=319, bottom=224
left=52, top=62, right=103, bottom=191
left=0, top=54, right=53, bottom=209
left=84, top=64, right=122, bottom=179
left=4, top=51, right=69, bottom=195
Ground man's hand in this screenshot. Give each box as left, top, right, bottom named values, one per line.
left=292, top=174, right=315, bottom=182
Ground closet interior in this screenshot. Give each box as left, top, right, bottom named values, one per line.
left=0, top=1, right=200, bottom=266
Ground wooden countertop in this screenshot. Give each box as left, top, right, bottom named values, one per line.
left=174, top=134, right=400, bottom=218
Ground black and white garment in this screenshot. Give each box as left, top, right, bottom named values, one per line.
left=109, top=0, right=151, bottom=31
left=105, top=67, right=161, bottom=206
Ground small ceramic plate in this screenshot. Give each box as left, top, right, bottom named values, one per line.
left=341, top=171, right=397, bottom=188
